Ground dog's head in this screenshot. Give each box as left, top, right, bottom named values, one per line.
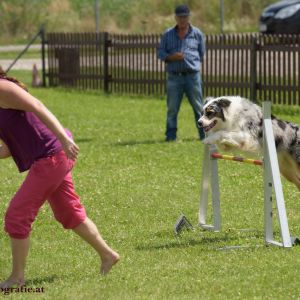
left=198, top=97, right=232, bottom=133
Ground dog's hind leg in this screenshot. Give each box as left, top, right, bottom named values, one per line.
left=281, top=171, right=300, bottom=190
left=278, top=153, right=300, bottom=190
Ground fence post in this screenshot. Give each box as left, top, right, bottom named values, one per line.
left=5, top=27, right=43, bottom=74
left=250, top=35, right=258, bottom=102
left=103, top=32, right=110, bottom=93
left=40, top=24, right=46, bottom=87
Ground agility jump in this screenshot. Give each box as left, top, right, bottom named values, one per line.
left=210, top=153, right=263, bottom=166
left=198, top=101, right=296, bottom=248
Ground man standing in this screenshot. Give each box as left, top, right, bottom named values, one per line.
left=158, top=4, right=205, bottom=141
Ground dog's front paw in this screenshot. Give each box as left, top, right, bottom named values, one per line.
left=219, top=139, right=239, bottom=147
left=203, top=137, right=216, bottom=145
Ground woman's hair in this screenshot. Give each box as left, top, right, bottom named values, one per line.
left=0, top=70, right=28, bottom=91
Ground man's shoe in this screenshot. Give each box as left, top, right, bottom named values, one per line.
left=166, top=137, right=176, bottom=142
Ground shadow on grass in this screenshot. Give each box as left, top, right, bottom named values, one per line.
left=136, top=229, right=265, bottom=251
left=136, top=239, right=204, bottom=251
left=200, top=229, right=264, bottom=241
left=136, top=234, right=237, bottom=251
left=111, top=137, right=200, bottom=147
left=25, top=275, right=58, bottom=286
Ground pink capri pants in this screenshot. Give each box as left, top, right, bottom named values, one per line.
left=5, top=151, right=87, bottom=239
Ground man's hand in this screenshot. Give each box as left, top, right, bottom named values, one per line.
left=167, top=52, right=184, bottom=61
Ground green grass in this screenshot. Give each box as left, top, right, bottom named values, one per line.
left=1, top=85, right=300, bottom=299
left=0, top=49, right=41, bottom=60
left=7, top=71, right=33, bottom=87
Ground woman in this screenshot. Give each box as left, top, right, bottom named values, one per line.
left=0, top=73, right=119, bottom=288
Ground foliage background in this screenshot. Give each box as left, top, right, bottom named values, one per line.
left=0, top=0, right=276, bottom=44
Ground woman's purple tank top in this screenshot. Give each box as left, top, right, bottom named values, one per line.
left=0, top=108, right=63, bottom=172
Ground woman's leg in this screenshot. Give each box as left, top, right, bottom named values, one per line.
left=0, top=238, right=29, bottom=288
left=48, top=172, right=119, bottom=275
left=73, top=218, right=120, bottom=275
left=2, top=152, right=74, bottom=287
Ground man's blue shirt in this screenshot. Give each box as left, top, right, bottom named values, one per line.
left=157, top=25, right=205, bottom=73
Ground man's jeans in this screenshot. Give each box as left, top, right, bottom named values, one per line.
left=166, top=71, right=205, bottom=141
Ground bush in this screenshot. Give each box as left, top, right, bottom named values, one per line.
left=0, top=0, right=277, bottom=44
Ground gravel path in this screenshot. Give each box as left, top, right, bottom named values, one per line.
left=0, top=44, right=41, bottom=52
left=0, top=44, right=45, bottom=71
left=0, top=58, right=45, bottom=71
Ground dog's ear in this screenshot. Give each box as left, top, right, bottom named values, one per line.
left=218, top=98, right=231, bottom=108
left=204, top=97, right=214, bottom=105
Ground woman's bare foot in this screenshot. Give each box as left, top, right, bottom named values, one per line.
left=100, top=252, right=120, bottom=275
left=0, top=276, right=25, bottom=288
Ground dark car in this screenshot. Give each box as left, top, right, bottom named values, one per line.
left=259, top=0, right=300, bottom=34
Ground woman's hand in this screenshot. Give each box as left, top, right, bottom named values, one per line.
left=0, top=80, right=79, bottom=160
left=0, top=140, right=11, bottom=159
left=60, top=137, right=79, bottom=161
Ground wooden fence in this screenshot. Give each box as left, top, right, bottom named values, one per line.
left=44, top=32, right=300, bottom=105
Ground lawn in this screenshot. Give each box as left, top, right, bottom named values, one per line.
left=1, top=82, right=300, bottom=299
left=0, top=49, right=41, bottom=60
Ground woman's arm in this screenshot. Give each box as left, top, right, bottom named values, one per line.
left=0, top=139, right=11, bottom=159
left=0, top=80, right=79, bottom=160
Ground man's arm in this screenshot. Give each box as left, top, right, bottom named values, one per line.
left=157, top=33, right=169, bottom=61
left=198, top=31, right=206, bottom=63
left=157, top=35, right=184, bottom=62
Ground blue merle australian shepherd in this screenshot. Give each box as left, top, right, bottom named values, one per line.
left=198, top=96, right=300, bottom=190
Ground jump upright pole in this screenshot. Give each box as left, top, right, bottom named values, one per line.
left=199, top=101, right=294, bottom=248
left=262, top=101, right=292, bottom=247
